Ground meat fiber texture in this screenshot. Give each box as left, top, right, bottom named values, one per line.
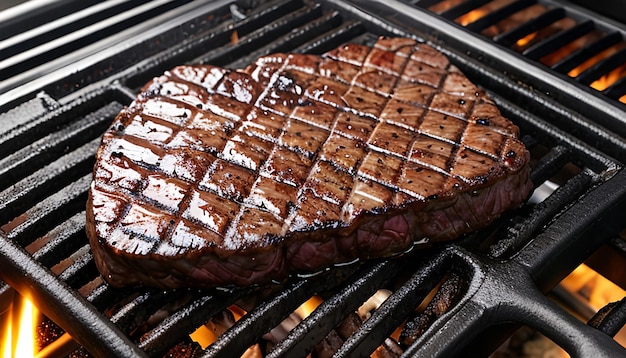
left=87, top=37, right=533, bottom=289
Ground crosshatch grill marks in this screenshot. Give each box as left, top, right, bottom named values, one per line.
left=90, top=36, right=531, bottom=264
left=98, top=64, right=267, bottom=254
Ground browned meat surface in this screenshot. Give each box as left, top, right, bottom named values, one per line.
left=86, top=37, right=533, bottom=289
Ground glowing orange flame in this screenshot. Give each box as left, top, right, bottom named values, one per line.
left=428, top=0, right=465, bottom=13
left=190, top=305, right=247, bottom=349
left=190, top=298, right=321, bottom=358
left=565, top=45, right=626, bottom=103
left=456, top=9, right=488, bottom=26
left=516, top=32, right=538, bottom=48
left=590, top=64, right=626, bottom=92
left=295, top=295, right=323, bottom=319
left=568, top=45, right=624, bottom=78
left=1, top=296, right=39, bottom=358
left=561, top=264, right=626, bottom=311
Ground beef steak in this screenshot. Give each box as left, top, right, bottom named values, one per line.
left=87, top=37, right=533, bottom=288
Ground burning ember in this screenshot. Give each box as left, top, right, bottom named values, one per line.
left=1, top=295, right=38, bottom=358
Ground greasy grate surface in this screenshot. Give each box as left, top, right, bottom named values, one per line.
left=0, top=0, right=625, bottom=357
left=90, top=36, right=529, bottom=288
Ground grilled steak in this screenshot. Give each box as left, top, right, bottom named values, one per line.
left=87, top=37, right=533, bottom=288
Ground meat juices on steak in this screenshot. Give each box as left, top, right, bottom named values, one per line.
left=87, top=37, right=533, bottom=288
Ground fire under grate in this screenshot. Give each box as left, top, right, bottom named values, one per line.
left=1, top=0, right=626, bottom=357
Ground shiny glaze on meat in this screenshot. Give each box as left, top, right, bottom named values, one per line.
left=87, top=37, right=532, bottom=288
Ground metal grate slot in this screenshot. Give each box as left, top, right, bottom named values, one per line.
left=334, top=252, right=462, bottom=357
left=0, top=0, right=100, bottom=41
left=490, top=170, right=594, bottom=259
left=56, top=244, right=97, bottom=289
left=413, top=0, right=444, bottom=8
left=438, top=0, right=491, bottom=20
left=551, top=31, right=623, bottom=73
left=576, top=47, right=626, bottom=85
left=0, top=155, right=94, bottom=244
left=605, top=77, right=626, bottom=100
left=109, top=290, right=183, bottom=334
left=291, top=19, right=366, bottom=54
left=0, top=0, right=192, bottom=83
left=266, top=261, right=400, bottom=357
left=0, top=0, right=153, bottom=60
left=224, top=11, right=354, bottom=69
left=406, top=0, right=626, bottom=120
left=193, top=3, right=327, bottom=67
left=0, top=102, right=120, bottom=192
left=202, top=266, right=360, bottom=358
left=493, top=7, right=566, bottom=47
left=464, top=0, right=536, bottom=32
left=522, top=20, right=595, bottom=60
left=139, top=290, right=245, bottom=356
left=121, top=0, right=304, bottom=90
left=28, top=212, right=87, bottom=269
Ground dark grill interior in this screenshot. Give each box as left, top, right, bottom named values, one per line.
left=1, top=0, right=626, bottom=357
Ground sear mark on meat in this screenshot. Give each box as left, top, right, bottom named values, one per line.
left=86, top=37, right=533, bottom=289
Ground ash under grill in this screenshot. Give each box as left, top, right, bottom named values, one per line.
left=1, top=0, right=626, bottom=357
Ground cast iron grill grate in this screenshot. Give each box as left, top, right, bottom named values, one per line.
left=408, top=0, right=626, bottom=105
left=0, top=0, right=625, bottom=357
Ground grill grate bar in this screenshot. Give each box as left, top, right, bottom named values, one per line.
left=576, top=47, right=626, bottom=85
left=109, top=289, right=185, bottom=336
left=529, top=145, right=571, bottom=186
left=202, top=280, right=318, bottom=358
left=408, top=0, right=626, bottom=108
left=0, top=102, right=119, bottom=192
left=203, top=265, right=360, bottom=358
left=266, top=261, right=400, bottom=357
left=29, top=211, right=86, bottom=268
left=225, top=9, right=346, bottom=69
left=292, top=19, right=366, bottom=54
left=193, top=2, right=323, bottom=67
left=412, top=0, right=442, bottom=8
left=0, top=139, right=96, bottom=232
left=139, top=289, right=246, bottom=356
left=551, top=31, right=622, bottom=73
left=0, top=0, right=152, bottom=60
left=335, top=251, right=460, bottom=357
left=85, top=279, right=134, bottom=312
left=588, top=298, right=626, bottom=337
left=120, top=0, right=298, bottom=90
left=488, top=88, right=625, bottom=169
left=489, top=170, right=594, bottom=259
left=438, top=0, right=491, bottom=21
left=522, top=19, right=595, bottom=60
left=0, top=0, right=100, bottom=41
left=493, top=7, right=566, bottom=47
left=57, top=244, right=95, bottom=289
left=604, top=77, right=626, bottom=100
left=0, top=0, right=191, bottom=82
left=0, top=232, right=146, bottom=357
left=516, top=170, right=626, bottom=290
left=1, top=172, right=92, bottom=247
left=464, top=0, right=536, bottom=33
left=0, top=90, right=117, bottom=161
